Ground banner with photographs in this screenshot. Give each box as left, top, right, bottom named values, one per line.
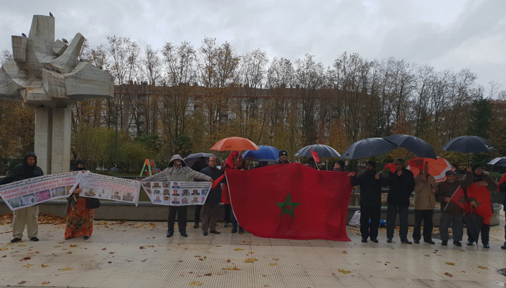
left=0, top=172, right=79, bottom=211
left=142, top=181, right=212, bottom=206
left=76, top=171, right=141, bottom=205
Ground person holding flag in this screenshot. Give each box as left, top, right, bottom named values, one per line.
left=412, top=161, right=437, bottom=244
left=462, top=164, right=497, bottom=248
left=436, top=170, right=466, bottom=246
left=498, top=173, right=506, bottom=249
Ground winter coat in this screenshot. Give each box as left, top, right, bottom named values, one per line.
left=462, top=171, right=497, bottom=214
left=0, top=152, right=44, bottom=184
left=436, top=180, right=465, bottom=215
left=200, top=167, right=226, bottom=204
left=143, top=154, right=212, bottom=182
left=381, top=168, right=415, bottom=207
left=350, top=170, right=382, bottom=207
left=499, top=180, right=506, bottom=211
left=413, top=173, right=437, bottom=210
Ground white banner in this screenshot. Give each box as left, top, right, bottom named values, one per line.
left=76, top=171, right=141, bottom=205
left=142, top=181, right=212, bottom=206
left=0, top=172, right=79, bottom=211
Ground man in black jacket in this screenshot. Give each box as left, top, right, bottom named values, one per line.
left=380, top=158, right=415, bottom=244
left=277, top=150, right=290, bottom=164
left=200, top=157, right=226, bottom=236
left=0, top=152, right=44, bottom=243
left=436, top=170, right=464, bottom=246
left=349, top=161, right=382, bottom=243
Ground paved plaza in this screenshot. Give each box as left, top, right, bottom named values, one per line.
left=0, top=212, right=505, bottom=288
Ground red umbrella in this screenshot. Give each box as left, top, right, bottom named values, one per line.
left=210, top=137, right=259, bottom=152
left=407, top=157, right=455, bottom=183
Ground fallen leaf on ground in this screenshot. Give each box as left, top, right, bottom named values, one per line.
left=141, top=259, right=148, bottom=262
left=22, top=263, right=34, bottom=268
left=102, top=248, right=106, bottom=250
left=477, top=266, right=488, bottom=270
left=338, top=268, right=351, bottom=274
left=342, top=251, right=347, bottom=254
left=139, top=246, right=145, bottom=249
left=445, top=262, right=455, bottom=266
left=109, top=252, right=115, bottom=254
left=222, top=266, right=241, bottom=271
left=59, top=267, right=74, bottom=271
left=66, top=252, right=72, bottom=254
left=233, top=248, right=244, bottom=251
left=262, top=275, right=267, bottom=277
left=18, top=281, right=26, bottom=284
left=332, top=273, right=336, bottom=275
left=264, top=285, right=269, bottom=287
left=444, top=272, right=453, bottom=277
left=0, top=248, right=8, bottom=251
left=244, top=258, right=258, bottom=263
left=459, top=249, right=465, bottom=252
left=146, top=245, right=154, bottom=248
left=204, top=273, right=212, bottom=276
left=41, top=264, right=49, bottom=268
left=195, top=255, right=201, bottom=257
left=70, top=244, right=77, bottom=247
left=42, top=281, right=50, bottom=285
left=226, top=259, right=231, bottom=263
left=272, top=258, right=279, bottom=261
left=269, top=263, right=277, bottom=266
left=248, top=252, right=254, bottom=254
left=54, top=245, right=60, bottom=248
left=217, top=273, right=224, bottom=276
left=189, top=281, right=203, bottom=286
left=20, top=257, right=31, bottom=261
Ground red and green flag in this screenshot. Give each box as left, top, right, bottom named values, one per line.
left=310, top=148, right=320, bottom=163
left=464, top=183, right=493, bottom=225
left=384, top=163, right=397, bottom=173
left=450, top=186, right=466, bottom=209
left=226, top=163, right=353, bottom=241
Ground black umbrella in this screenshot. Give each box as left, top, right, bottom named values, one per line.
left=384, top=134, right=437, bottom=159
left=464, top=210, right=483, bottom=245
left=441, top=136, right=495, bottom=153
left=294, top=144, right=341, bottom=158
left=487, top=157, right=506, bottom=167
left=340, top=138, right=397, bottom=159
left=184, top=153, right=217, bottom=171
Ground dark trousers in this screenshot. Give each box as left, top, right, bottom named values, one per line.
left=194, top=205, right=201, bottom=224
left=467, top=222, right=490, bottom=245
left=439, top=213, right=464, bottom=242
left=387, top=205, right=409, bottom=240
left=201, top=204, right=219, bottom=233
left=168, top=206, right=187, bottom=233
left=360, top=206, right=381, bottom=240
left=224, top=204, right=231, bottom=222
left=413, top=210, right=434, bottom=242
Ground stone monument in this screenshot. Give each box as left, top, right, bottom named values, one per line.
left=0, top=15, right=114, bottom=174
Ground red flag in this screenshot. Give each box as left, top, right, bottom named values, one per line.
left=224, top=151, right=240, bottom=168
left=212, top=174, right=226, bottom=189
left=450, top=186, right=466, bottom=209
left=310, top=148, right=320, bottom=163
left=384, top=163, right=397, bottom=173
left=408, top=157, right=424, bottom=170
left=464, top=183, right=493, bottom=225
left=497, top=173, right=506, bottom=192
left=226, top=163, right=353, bottom=241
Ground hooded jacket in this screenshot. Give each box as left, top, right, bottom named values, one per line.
left=413, top=173, right=437, bottom=210
left=143, top=154, right=212, bottom=182
left=0, top=152, right=44, bottom=184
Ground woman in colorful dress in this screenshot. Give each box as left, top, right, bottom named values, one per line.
left=65, top=160, right=95, bottom=240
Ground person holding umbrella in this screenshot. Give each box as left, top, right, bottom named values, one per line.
left=200, top=157, right=226, bottom=236
left=436, top=170, right=465, bottom=246
left=378, top=158, right=415, bottom=244
left=462, top=164, right=497, bottom=248
left=144, top=154, right=212, bottom=237
left=412, top=162, right=437, bottom=244
left=333, top=160, right=346, bottom=172
left=349, top=161, right=382, bottom=243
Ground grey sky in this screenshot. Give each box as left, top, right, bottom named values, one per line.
left=1, top=0, right=505, bottom=89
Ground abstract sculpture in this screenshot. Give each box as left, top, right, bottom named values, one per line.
left=0, top=15, right=114, bottom=173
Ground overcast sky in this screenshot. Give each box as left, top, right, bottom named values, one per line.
left=1, top=0, right=505, bottom=90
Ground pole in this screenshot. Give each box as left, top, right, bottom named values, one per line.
left=115, top=97, right=118, bottom=176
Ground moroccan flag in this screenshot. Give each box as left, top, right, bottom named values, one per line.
left=225, top=151, right=240, bottom=168
left=212, top=174, right=226, bottom=189
left=384, top=163, right=396, bottom=173
left=408, top=157, right=425, bottom=170
left=450, top=186, right=466, bottom=209
left=226, top=163, right=353, bottom=241
left=497, top=173, right=506, bottom=192
left=464, top=183, right=493, bottom=225
left=310, top=148, right=320, bottom=163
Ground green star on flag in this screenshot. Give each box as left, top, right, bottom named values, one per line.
left=458, top=195, right=466, bottom=205
left=276, top=193, right=301, bottom=218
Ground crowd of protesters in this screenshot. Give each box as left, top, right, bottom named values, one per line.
left=1, top=151, right=505, bottom=251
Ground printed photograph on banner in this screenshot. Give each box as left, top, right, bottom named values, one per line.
left=171, top=197, right=180, bottom=204
left=191, top=196, right=199, bottom=204
left=201, top=189, right=208, bottom=195
left=153, top=189, right=161, bottom=196
left=171, top=182, right=180, bottom=188
left=122, top=192, right=135, bottom=202
left=141, top=181, right=212, bottom=206
left=171, top=189, right=180, bottom=196
left=153, top=195, right=163, bottom=204
left=8, top=196, right=21, bottom=208
left=201, top=197, right=206, bottom=203
left=144, top=182, right=151, bottom=188
left=181, top=197, right=189, bottom=205
left=51, top=186, right=66, bottom=197
left=163, top=196, right=171, bottom=205
left=145, top=188, right=152, bottom=195
left=21, top=194, right=36, bottom=206
left=111, top=191, right=122, bottom=200
left=182, top=189, right=189, bottom=196
left=191, top=189, right=199, bottom=196
left=152, top=182, right=161, bottom=188
left=163, top=189, right=170, bottom=196
left=98, top=189, right=111, bottom=199
left=83, top=188, right=97, bottom=197
left=36, top=189, right=51, bottom=202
